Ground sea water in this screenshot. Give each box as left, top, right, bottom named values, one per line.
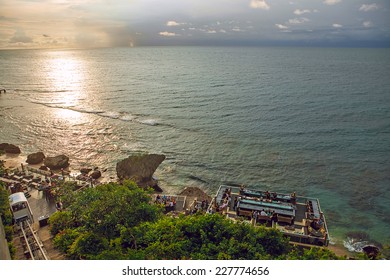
left=1, top=47, right=389, bottom=249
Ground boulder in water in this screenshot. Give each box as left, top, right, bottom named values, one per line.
left=179, top=186, right=212, bottom=202
left=26, top=152, right=45, bottom=164
left=90, top=170, right=102, bottom=179
left=0, top=143, right=21, bottom=154
left=116, top=154, right=165, bottom=191
left=362, top=245, right=380, bottom=259
left=39, top=165, right=49, bottom=171
left=80, top=168, right=92, bottom=175
left=44, top=155, right=69, bottom=170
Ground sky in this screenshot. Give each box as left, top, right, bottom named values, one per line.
left=0, top=0, right=389, bottom=49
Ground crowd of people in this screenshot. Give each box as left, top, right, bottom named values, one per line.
left=207, top=187, right=232, bottom=214
left=251, top=209, right=278, bottom=225
left=155, top=194, right=177, bottom=212
left=190, top=198, right=209, bottom=214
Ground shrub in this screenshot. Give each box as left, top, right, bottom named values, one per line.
left=53, top=228, right=81, bottom=254
left=48, top=211, right=74, bottom=236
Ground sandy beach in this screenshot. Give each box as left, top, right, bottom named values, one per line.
left=0, top=153, right=26, bottom=170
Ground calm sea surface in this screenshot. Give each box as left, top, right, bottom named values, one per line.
left=1, top=47, right=389, bottom=249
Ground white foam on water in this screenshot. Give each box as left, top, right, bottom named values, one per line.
left=138, top=119, right=159, bottom=126
left=98, top=111, right=121, bottom=119
left=343, top=237, right=370, bottom=252
left=119, top=114, right=136, bottom=121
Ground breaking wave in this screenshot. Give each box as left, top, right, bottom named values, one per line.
left=27, top=99, right=166, bottom=127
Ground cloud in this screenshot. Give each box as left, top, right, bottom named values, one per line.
left=359, top=4, right=379, bottom=12
left=159, top=31, right=177, bottom=37
left=0, top=0, right=389, bottom=49
left=103, top=25, right=135, bottom=48
left=0, top=15, right=17, bottom=21
left=288, top=18, right=309, bottom=24
left=250, top=0, right=270, bottom=10
left=323, top=0, right=341, bottom=5
left=9, top=29, right=33, bottom=43
left=363, top=21, right=373, bottom=27
left=275, top=24, right=288, bottom=30
left=294, top=9, right=311, bottom=15
left=166, top=21, right=180, bottom=26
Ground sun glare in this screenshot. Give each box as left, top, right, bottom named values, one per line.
left=45, top=51, right=88, bottom=121
left=46, top=51, right=86, bottom=107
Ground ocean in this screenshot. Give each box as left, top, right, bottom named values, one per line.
left=1, top=46, right=389, bottom=249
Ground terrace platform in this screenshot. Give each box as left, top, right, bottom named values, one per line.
left=208, top=185, right=329, bottom=247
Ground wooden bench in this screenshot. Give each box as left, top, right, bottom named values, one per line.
left=277, top=215, right=293, bottom=225
left=258, top=215, right=271, bottom=222
left=238, top=209, right=252, bottom=217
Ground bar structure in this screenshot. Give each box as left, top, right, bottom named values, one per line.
left=208, top=185, right=329, bottom=247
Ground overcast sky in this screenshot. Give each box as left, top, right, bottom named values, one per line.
left=1, top=0, right=389, bottom=49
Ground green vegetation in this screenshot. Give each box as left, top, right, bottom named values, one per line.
left=125, top=213, right=291, bottom=260
left=0, top=160, right=5, bottom=176
left=50, top=180, right=162, bottom=259
left=48, top=180, right=343, bottom=260
left=0, top=182, right=15, bottom=259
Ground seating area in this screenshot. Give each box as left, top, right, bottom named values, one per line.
left=1, top=164, right=97, bottom=202
left=209, top=185, right=329, bottom=247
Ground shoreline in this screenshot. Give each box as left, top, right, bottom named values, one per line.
left=1, top=153, right=354, bottom=258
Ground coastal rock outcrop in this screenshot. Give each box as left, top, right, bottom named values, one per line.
left=363, top=245, right=380, bottom=259
left=80, top=168, right=92, bottom=174
left=90, top=170, right=102, bottom=179
left=0, top=143, right=21, bottom=154
left=116, top=154, right=165, bottom=192
left=179, top=187, right=212, bottom=202
left=44, top=155, right=70, bottom=170
left=179, top=186, right=212, bottom=210
left=26, top=152, right=45, bottom=164
left=39, top=165, right=49, bottom=171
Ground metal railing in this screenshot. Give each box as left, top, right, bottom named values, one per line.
left=19, top=220, right=48, bottom=260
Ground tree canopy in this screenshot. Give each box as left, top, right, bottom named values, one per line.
left=49, top=180, right=341, bottom=260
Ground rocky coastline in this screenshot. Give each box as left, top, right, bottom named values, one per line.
left=0, top=142, right=210, bottom=199
left=1, top=142, right=376, bottom=259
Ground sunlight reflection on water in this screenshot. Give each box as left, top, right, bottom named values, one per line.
left=46, top=51, right=87, bottom=108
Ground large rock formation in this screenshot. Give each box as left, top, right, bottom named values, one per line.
left=26, top=152, right=45, bottom=164
left=0, top=143, right=21, bottom=154
left=363, top=245, right=380, bottom=259
left=44, top=155, right=69, bottom=170
left=80, top=168, right=92, bottom=175
left=116, top=154, right=165, bottom=192
left=39, top=165, right=49, bottom=171
left=90, top=170, right=102, bottom=179
left=179, top=187, right=212, bottom=202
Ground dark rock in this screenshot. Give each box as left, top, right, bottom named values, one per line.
left=0, top=143, right=21, bottom=154
left=44, top=155, right=69, bottom=170
left=80, top=168, right=92, bottom=174
left=179, top=186, right=212, bottom=202
left=90, top=170, right=101, bottom=179
left=363, top=245, right=380, bottom=259
left=153, top=184, right=163, bottom=193
left=116, top=154, right=165, bottom=191
left=39, top=165, right=49, bottom=171
left=144, top=178, right=163, bottom=192
left=26, top=152, right=45, bottom=164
